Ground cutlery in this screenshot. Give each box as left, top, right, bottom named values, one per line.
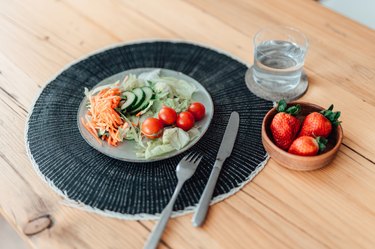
left=144, top=152, right=203, bottom=249
left=192, top=111, right=240, bottom=227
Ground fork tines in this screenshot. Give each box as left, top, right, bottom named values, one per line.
left=184, top=152, right=203, bottom=164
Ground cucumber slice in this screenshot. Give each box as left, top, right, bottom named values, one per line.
left=129, top=88, right=145, bottom=111
left=142, top=87, right=153, bottom=99
left=130, top=87, right=154, bottom=114
left=120, top=92, right=137, bottom=111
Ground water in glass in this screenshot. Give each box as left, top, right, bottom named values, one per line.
left=253, top=40, right=305, bottom=92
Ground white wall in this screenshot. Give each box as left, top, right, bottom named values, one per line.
left=322, top=0, right=375, bottom=29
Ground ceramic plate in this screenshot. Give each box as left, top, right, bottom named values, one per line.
left=77, top=68, right=214, bottom=162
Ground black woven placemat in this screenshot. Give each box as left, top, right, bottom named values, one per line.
left=25, top=41, right=273, bottom=219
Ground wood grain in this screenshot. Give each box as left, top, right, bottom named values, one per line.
left=0, top=0, right=375, bottom=248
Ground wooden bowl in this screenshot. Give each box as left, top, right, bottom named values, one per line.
left=262, top=102, right=343, bottom=171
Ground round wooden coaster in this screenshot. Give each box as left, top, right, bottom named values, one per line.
left=245, top=66, right=308, bottom=102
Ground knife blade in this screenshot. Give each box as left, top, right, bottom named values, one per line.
left=192, top=111, right=240, bottom=227
left=216, top=111, right=240, bottom=160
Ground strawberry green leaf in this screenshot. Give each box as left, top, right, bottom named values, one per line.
left=320, top=105, right=341, bottom=127
left=316, top=136, right=328, bottom=153
left=286, top=104, right=301, bottom=116
left=276, top=99, right=287, bottom=112
left=276, top=99, right=300, bottom=116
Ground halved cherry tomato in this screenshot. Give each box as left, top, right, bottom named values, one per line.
left=158, top=106, right=177, bottom=125
left=176, top=111, right=195, bottom=131
left=141, top=117, right=164, bottom=139
left=188, top=102, right=205, bottom=121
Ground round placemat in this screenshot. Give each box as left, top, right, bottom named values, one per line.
left=25, top=40, right=273, bottom=220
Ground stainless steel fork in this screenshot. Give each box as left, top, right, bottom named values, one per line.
left=144, top=152, right=203, bottom=249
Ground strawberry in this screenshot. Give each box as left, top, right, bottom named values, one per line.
left=299, top=105, right=341, bottom=138
left=270, top=100, right=301, bottom=150
left=288, top=136, right=327, bottom=156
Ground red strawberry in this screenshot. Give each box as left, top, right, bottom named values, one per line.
left=270, top=100, right=301, bottom=150
left=288, top=136, right=327, bottom=156
left=299, top=105, right=341, bottom=138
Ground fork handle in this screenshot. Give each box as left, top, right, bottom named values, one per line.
left=144, top=181, right=184, bottom=249
left=192, top=160, right=223, bottom=227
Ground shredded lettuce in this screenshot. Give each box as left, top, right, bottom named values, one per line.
left=124, top=127, right=136, bottom=140
left=137, top=100, right=154, bottom=116
left=139, top=110, right=154, bottom=123
left=138, top=69, right=160, bottom=84
left=169, top=79, right=196, bottom=99
left=119, top=113, right=141, bottom=144
left=163, top=98, right=189, bottom=113
left=187, top=127, right=200, bottom=141
left=150, top=99, right=164, bottom=114
left=152, top=77, right=196, bottom=99
left=121, top=74, right=144, bottom=91
left=144, top=142, right=175, bottom=159
left=162, top=128, right=190, bottom=150
left=153, top=81, right=172, bottom=96
left=84, top=87, right=91, bottom=99
left=137, top=127, right=197, bottom=159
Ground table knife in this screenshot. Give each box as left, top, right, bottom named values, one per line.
left=192, top=111, right=240, bottom=227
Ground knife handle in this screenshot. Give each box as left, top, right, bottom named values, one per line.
left=192, top=159, right=223, bottom=227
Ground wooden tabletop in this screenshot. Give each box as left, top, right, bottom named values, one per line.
left=1, top=0, right=375, bottom=248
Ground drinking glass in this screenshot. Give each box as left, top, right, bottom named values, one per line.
left=252, top=26, right=309, bottom=93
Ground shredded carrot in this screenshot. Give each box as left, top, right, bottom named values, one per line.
left=81, top=117, right=102, bottom=145
left=81, top=87, right=125, bottom=146
left=111, top=96, right=121, bottom=109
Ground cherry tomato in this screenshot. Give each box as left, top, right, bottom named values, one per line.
left=176, top=111, right=195, bottom=131
left=158, top=106, right=177, bottom=125
left=141, top=117, right=164, bottom=139
left=188, top=102, right=205, bottom=121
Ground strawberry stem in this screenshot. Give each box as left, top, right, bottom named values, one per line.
left=320, top=104, right=341, bottom=126
left=276, top=99, right=301, bottom=116
left=316, top=136, right=328, bottom=153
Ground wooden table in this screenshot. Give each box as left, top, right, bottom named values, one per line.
left=1, top=0, right=375, bottom=248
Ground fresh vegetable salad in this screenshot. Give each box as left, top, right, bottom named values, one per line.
left=81, top=69, right=206, bottom=159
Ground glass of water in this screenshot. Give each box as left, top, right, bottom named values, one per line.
left=252, top=26, right=308, bottom=93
